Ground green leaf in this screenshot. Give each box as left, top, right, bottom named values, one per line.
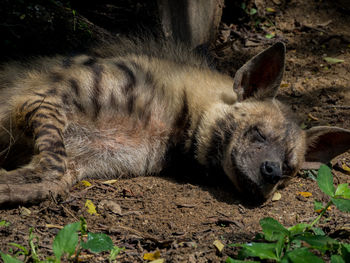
left=314, top=201, right=324, bottom=211
left=53, top=222, right=80, bottom=260
left=226, top=257, right=258, bottom=263
left=81, top=233, right=114, bottom=253
left=291, top=239, right=302, bottom=249
left=331, top=255, right=345, bottom=263
left=342, top=243, right=350, bottom=252
left=323, top=57, right=344, bottom=64
left=260, top=217, right=289, bottom=241
left=341, top=243, right=350, bottom=262
left=79, top=217, right=88, bottom=235
left=288, top=223, right=309, bottom=236
left=265, top=33, right=275, bottom=39
left=303, top=169, right=317, bottom=180
left=109, top=246, right=124, bottom=261
left=0, top=220, right=10, bottom=227
left=249, top=8, right=257, bottom=15
left=335, top=184, right=350, bottom=199
left=317, top=165, right=335, bottom=197
left=312, top=227, right=325, bottom=236
left=0, top=252, right=23, bottom=263
left=275, top=235, right=285, bottom=258
left=8, top=243, right=28, bottom=255
left=287, top=248, right=324, bottom=263
left=237, top=243, right=279, bottom=260
left=295, top=235, right=338, bottom=252
left=331, top=197, right=350, bottom=212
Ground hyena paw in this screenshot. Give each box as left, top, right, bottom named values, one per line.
left=0, top=169, right=77, bottom=206
left=0, top=180, right=66, bottom=206
left=0, top=167, right=59, bottom=184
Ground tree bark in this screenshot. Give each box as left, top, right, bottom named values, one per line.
left=157, top=0, right=224, bottom=47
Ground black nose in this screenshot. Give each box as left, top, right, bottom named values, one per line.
left=260, top=161, right=282, bottom=184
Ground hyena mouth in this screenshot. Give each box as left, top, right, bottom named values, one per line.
left=233, top=166, right=277, bottom=203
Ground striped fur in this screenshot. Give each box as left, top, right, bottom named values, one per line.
left=0, top=39, right=349, bottom=205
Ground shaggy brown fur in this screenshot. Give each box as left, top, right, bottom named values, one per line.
left=0, top=38, right=349, bottom=205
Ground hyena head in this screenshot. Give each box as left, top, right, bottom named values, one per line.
left=197, top=42, right=350, bottom=202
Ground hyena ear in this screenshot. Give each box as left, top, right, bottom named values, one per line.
left=233, top=42, right=285, bottom=101
left=302, top=126, right=350, bottom=170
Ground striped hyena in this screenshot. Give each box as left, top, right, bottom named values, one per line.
left=0, top=38, right=349, bottom=205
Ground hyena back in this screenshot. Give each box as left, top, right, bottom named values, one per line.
left=0, top=39, right=349, bottom=205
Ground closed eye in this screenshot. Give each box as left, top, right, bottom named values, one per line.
left=251, top=126, right=266, bottom=143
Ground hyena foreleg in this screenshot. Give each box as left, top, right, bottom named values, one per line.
left=0, top=95, right=76, bottom=205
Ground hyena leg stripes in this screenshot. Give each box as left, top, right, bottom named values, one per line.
left=0, top=96, right=75, bottom=205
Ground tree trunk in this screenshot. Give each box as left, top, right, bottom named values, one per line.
left=157, top=0, right=224, bottom=48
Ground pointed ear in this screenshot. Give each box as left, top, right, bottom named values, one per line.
left=233, top=42, right=285, bottom=101
left=301, top=126, right=350, bottom=170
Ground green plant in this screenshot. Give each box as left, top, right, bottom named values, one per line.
left=0, top=217, right=124, bottom=263
left=109, top=246, right=125, bottom=263
left=227, top=165, right=350, bottom=263
left=0, top=220, right=10, bottom=227
left=241, top=2, right=257, bottom=16
left=72, top=9, right=77, bottom=31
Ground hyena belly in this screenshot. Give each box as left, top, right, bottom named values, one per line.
left=63, top=110, right=171, bottom=180
left=57, top=57, right=186, bottom=180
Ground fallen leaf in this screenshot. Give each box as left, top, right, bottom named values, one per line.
left=272, top=192, right=282, bottom=201
left=77, top=253, right=94, bottom=261
left=299, top=192, right=312, bottom=198
left=341, top=163, right=350, bottom=174
left=19, top=206, right=31, bottom=216
left=102, top=179, right=118, bottom=185
left=99, top=200, right=122, bottom=215
left=323, top=57, right=344, bottom=64
left=85, top=199, right=99, bottom=215
left=81, top=180, right=92, bottom=187
left=213, top=240, right=224, bottom=252
left=45, top=224, right=63, bottom=229
left=265, top=33, right=275, bottom=39
left=272, top=0, right=281, bottom=4
left=315, top=206, right=332, bottom=213
left=176, top=203, right=197, bottom=208
left=249, top=8, right=257, bottom=15
left=308, top=113, right=319, bottom=121
left=150, top=259, right=165, bottom=263
left=280, top=83, right=289, bottom=88
left=245, top=40, right=260, bottom=47
left=122, top=188, right=135, bottom=197
left=266, top=7, right=276, bottom=12
left=220, top=29, right=231, bottom=42
left=143, top=250, right=161, bottom=261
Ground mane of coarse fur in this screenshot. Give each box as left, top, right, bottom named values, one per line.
left=89, top=35, right=211, bottom=69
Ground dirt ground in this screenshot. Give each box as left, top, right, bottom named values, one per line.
left=1, top=0, right=350, bottom=262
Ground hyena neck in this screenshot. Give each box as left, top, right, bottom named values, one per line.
left=166, top=66, right=235, bottom=154
left=188, top=104, right=236, bottom=169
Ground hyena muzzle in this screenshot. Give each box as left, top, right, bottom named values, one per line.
left=0, top=39, right=349, bottom=206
